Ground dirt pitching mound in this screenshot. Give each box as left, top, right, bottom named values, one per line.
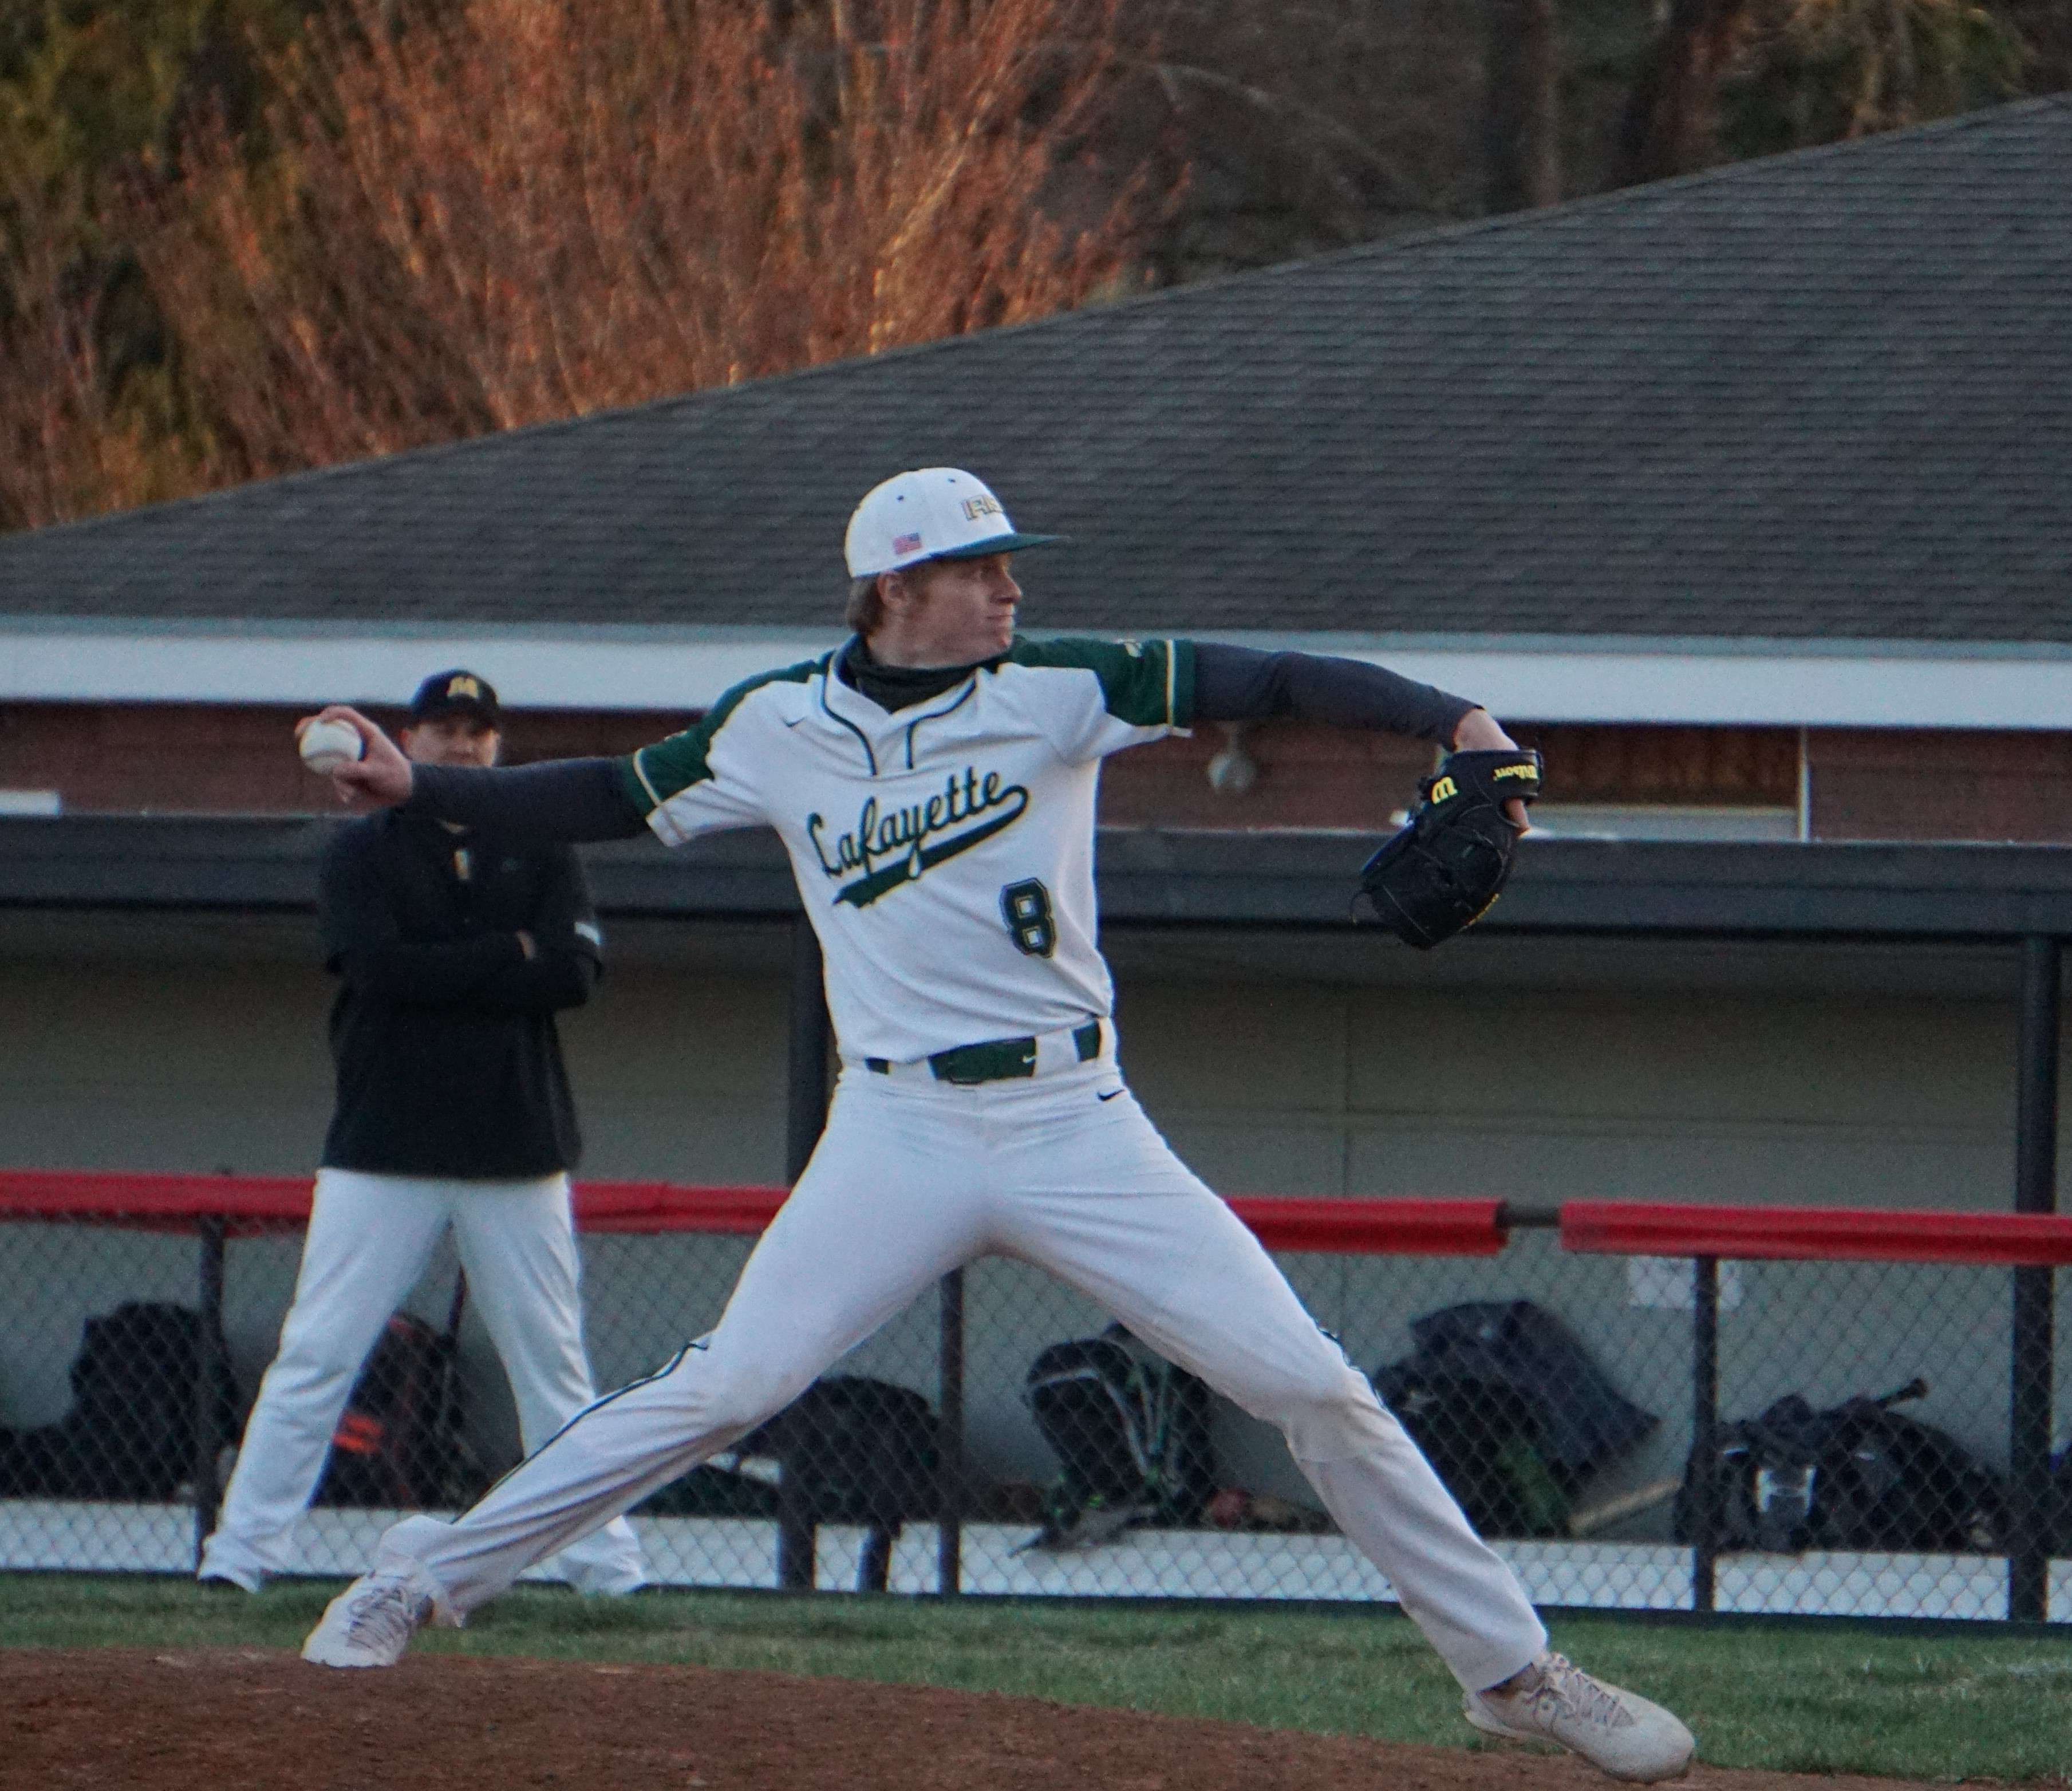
left=7, top=1647, right=1940, bottom=1791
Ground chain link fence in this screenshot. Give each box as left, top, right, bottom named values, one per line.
left=2, top=1175, right=2067, bottom=1622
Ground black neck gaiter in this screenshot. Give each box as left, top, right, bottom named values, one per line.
left=838, top=636, right=1000, bottom=713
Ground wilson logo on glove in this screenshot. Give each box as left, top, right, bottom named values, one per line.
left=1353, top=749, right=1542, bottom=949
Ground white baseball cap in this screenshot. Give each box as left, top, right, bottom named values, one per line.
left=843, top=467, right=1064, bottom=578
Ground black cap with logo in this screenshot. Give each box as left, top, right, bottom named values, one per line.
left=408, top=669, right=501, bottom=725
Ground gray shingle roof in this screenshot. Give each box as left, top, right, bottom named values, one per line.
left=4, top=97, right=2069, bottom=642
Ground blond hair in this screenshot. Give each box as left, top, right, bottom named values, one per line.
left=844, top=574, right=884, bottom=634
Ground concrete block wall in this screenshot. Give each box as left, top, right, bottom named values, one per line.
left=1, top=933, right=2057, bottom=1509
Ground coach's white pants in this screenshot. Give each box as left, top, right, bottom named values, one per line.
left=200, top=1169, right=644, bottom=1595
left=376, top=1060, right=1546, bottom=1689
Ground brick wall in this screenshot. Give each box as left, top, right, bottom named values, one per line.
left=1809, top=731, right=2072, bottom=843
left=0, top=704, right=697, bottom=818
left=5, top=701, right=2070, bottom=841
left=1509, top=724, right=1799, bottom=807
left=0, top=702, right=1442, bottom=829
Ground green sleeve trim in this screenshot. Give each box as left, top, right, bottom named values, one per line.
left=1169, top=637, right=1197, bottom=728
left=1007, top=636, right=1190, bottom=729
left=619, top=656, right=824, bottom=815
left=616, top=753, right=661, bottom=814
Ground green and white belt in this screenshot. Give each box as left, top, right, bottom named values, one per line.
left=864, top=1019, right=1107, bottom=1086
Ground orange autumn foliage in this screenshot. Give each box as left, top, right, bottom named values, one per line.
left=4, top=0, right=1156, bottom=524
left=0, top=171, right=173, bottom=528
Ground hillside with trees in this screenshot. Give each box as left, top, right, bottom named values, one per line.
left=3, top=0, right=2063, bottom=533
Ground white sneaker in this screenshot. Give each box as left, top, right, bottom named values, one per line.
left=1465, top=1652, right=1695, bottom=1783
left=301, top=1562, right=445, bottom=1668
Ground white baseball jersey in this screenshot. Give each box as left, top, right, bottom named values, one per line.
left=621, top=638, right=1194, bottom=1063
left=333, top=629, right=1556, bottom=1699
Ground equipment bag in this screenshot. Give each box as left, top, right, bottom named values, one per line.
left=1677, top=1393, right=1816, bottom=1553
left=1024, top=1324, right=1216, bottom=1547
left=1371, top=1362, right=1572, bottom=1537
left=313, top=1309, right=482, bottom=1510
left=1675, top=1377, right=2008, bottom=1555
left=632, top=1462, right=779, bottom=1518
left=732, top=1374, right=941, bottom=1528
left=0, top=1301, right=240, bottom=1501
left=1371, top=1301, right=1657, bottom=1538
left=1396, top=1301, right=1658, bottom=1478
left=640, top=1380, right=938, bottom=1524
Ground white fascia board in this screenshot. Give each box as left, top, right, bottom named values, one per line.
left=1186, top=631, right=2072, bottom=731
left=6, top=618, right=2072, bottom=727
left=0, top=620, right=845, bottom=712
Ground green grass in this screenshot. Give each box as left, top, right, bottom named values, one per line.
left=4, top=1575, right=2068, bottom=1782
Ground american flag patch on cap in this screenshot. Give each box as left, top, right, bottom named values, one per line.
left=893, top=532, right=922, bottom=554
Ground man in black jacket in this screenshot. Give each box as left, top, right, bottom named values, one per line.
left=199, top=670, right=644, bottom=1596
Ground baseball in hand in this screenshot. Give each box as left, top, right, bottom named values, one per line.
left=298, top=717, right=365, bottom=776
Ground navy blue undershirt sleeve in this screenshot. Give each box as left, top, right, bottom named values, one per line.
left=406, top=758, right=648, bottom=843
left=1190, top=642, right=1477, bottom=744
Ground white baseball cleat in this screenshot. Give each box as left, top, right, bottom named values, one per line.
left=1464, top=1651, right=1695, bottom=1783
left=301, top=1561, right=444, bottom=1668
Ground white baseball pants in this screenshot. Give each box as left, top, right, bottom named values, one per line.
left=375, top=1053, right=1547, bottom=1690
left=200, top=1168, right=644, bottom=1595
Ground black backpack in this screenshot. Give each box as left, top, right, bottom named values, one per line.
left=640, top=1378, right=940, bottom=1530
left=632, top=1461, right=780, bottom=1518
left=733, top=1374, right=940, bottom=1528
left=313, top=1310, right=484, bottom=1510
left=1024, top=1325, right=1216, bottom=1548
left=1676, top=1378, right=2008, bottom=1554
left=0, top=1301, right=239, bottom=1500
left=1371, top=1362, right=1572, bottom=1537
left=1372, top=1300, right=1657, bottom=1538
left=648, top=1374, right=940, bottom=1591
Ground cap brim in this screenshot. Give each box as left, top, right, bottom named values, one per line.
left=930, top=531, right=1067, bottom=561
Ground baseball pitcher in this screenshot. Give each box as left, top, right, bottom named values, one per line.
left=293, top=470, right=1692, bottom=1782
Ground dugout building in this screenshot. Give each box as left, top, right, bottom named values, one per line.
left=1, top=98, right=2068, bottom=1614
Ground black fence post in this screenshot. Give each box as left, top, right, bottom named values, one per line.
left=775, top=1474, right=816, bottom=1592
left=937, top=1268, right=965, bottom=1595
left=1690, top=1255, right=1720, bottom=1616
left=786, top=917, right=832, bottom=1186
left=193, top=1216, right=228, bottom=1569
left=2009, top=934, right=2059, bottom=1623
left=778, top=917, right=832, bottom=1591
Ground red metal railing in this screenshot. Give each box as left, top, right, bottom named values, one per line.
left=4, top=1168, right=2065, bottom=1619
left=1560, top=1199, right=2072, bottom=1267
left=7, top=1171, right=2072, bottom=1265
left=0, top=1173, right=1506, bottom=1252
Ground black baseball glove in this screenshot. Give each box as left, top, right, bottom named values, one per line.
left=1353, top=748, right=1542, bottom=949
